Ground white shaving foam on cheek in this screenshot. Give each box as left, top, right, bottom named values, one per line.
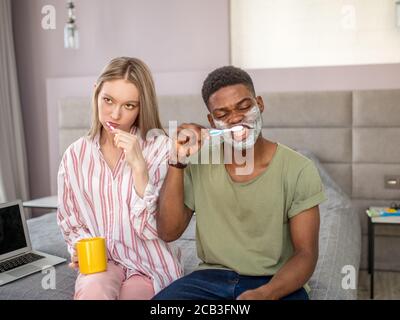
left=213, top=118, right=226, bottom=130
left=241, top=105, right=259, bottom=127
left=226, top=106, right=263, bottom=150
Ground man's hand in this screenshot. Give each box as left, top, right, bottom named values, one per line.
left=172, top=123, right=209, bottom=164
left=238, top=207, right=320, bottom=300
left=236, top=287, right=276, bottom=300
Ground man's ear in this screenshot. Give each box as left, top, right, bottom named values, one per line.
left=207, top=113, right=216, bottom=128
left=256, top=96, right=265, bottom=113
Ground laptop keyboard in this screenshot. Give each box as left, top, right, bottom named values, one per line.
left=0, top=252, right=45, bottom=273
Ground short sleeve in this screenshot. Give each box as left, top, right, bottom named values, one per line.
left=287, top=161, right=327, bottom=219
left=183, top=166, right=195, bottom=211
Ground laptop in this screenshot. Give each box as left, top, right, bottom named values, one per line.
left=0, top=200, right=66, bottom=286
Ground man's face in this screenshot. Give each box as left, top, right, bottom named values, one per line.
left=207, top=84, right=264, bottom=150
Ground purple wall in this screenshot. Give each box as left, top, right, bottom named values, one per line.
left=11, top=0, right=230, bottom=199
left=11, top=0, right=400, bottom=201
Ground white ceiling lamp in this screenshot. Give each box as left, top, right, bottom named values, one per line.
left=64, top=0, right=79, bottom=49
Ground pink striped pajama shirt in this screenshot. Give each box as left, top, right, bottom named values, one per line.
left=56, top=127, right=183, bottom=294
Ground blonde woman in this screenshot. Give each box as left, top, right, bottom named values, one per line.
left=57, top=57, right=183, bottom=300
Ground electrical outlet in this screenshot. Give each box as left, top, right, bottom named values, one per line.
left=384, top=175, right=400, bottom=189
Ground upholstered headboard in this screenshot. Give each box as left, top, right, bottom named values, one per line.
left=58, top=89, right=400, bottom=270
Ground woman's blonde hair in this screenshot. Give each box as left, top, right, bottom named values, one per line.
left=88, top=57, right=164, bottom=140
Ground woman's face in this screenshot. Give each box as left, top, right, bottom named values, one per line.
left=97, top=79, right=140, bottom=133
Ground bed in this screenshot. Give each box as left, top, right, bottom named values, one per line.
left=0, top=147, right=360, bottom=300
left=4, top=87, right=382, bottom=299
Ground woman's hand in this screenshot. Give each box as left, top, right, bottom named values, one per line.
left=113, top=129, right=147, bottom=171
left=113, top=128, right=149, bottom=197
left=69, top=250, right=79, bottom=270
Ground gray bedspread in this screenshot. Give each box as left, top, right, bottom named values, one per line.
left=0, top=150, right=361, bottom=300
left=300, top=150, right=361, bottom=299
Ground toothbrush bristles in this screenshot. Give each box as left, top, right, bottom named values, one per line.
left=230, top=125, right=244, bottom=132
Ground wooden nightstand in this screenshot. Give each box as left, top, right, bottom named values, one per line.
left=367, top=206, right=400, bottom=299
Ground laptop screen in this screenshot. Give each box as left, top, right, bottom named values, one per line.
left=0, top=204, right=27, bottom=255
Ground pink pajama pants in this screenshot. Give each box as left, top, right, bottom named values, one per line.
left=74, top=261, right=154, bottom=300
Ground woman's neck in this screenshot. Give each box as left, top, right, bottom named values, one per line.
left=100, top=127, right=118, bottom=150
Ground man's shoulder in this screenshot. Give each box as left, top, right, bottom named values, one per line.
left=276, top=143, right=315, bottom=172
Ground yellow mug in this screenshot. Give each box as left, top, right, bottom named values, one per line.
left=76, top=237, right=107, bottom=275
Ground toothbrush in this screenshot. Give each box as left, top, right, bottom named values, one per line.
left=105, top=121, right=116, bottom=131
left=209, top=125, right=244, bottom=137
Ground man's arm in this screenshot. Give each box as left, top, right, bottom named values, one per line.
left=156, top=166, right=194, bottom=242
left=237, top=205, right=320, bottom=300
left=156, top=123, right=205, bottom=242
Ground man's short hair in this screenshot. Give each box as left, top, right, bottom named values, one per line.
left=201, top=65, right=256, bottom=108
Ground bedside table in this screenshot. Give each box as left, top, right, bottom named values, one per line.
left=22, top=195, right=57, bottom=210
left=367, top=206, right=400, bottom=299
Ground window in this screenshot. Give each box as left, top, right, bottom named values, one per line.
left=231, top=0, right=400, bottom=68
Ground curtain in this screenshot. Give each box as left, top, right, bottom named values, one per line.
left=0, top=0, right=30, bottom=207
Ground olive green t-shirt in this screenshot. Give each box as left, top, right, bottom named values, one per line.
left=183, top=142, right=327, bottom=277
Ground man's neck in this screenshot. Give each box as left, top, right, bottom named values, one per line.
left=228, top=136, right=269, bottom=167
left=223, top=136, right=278, bottom=181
